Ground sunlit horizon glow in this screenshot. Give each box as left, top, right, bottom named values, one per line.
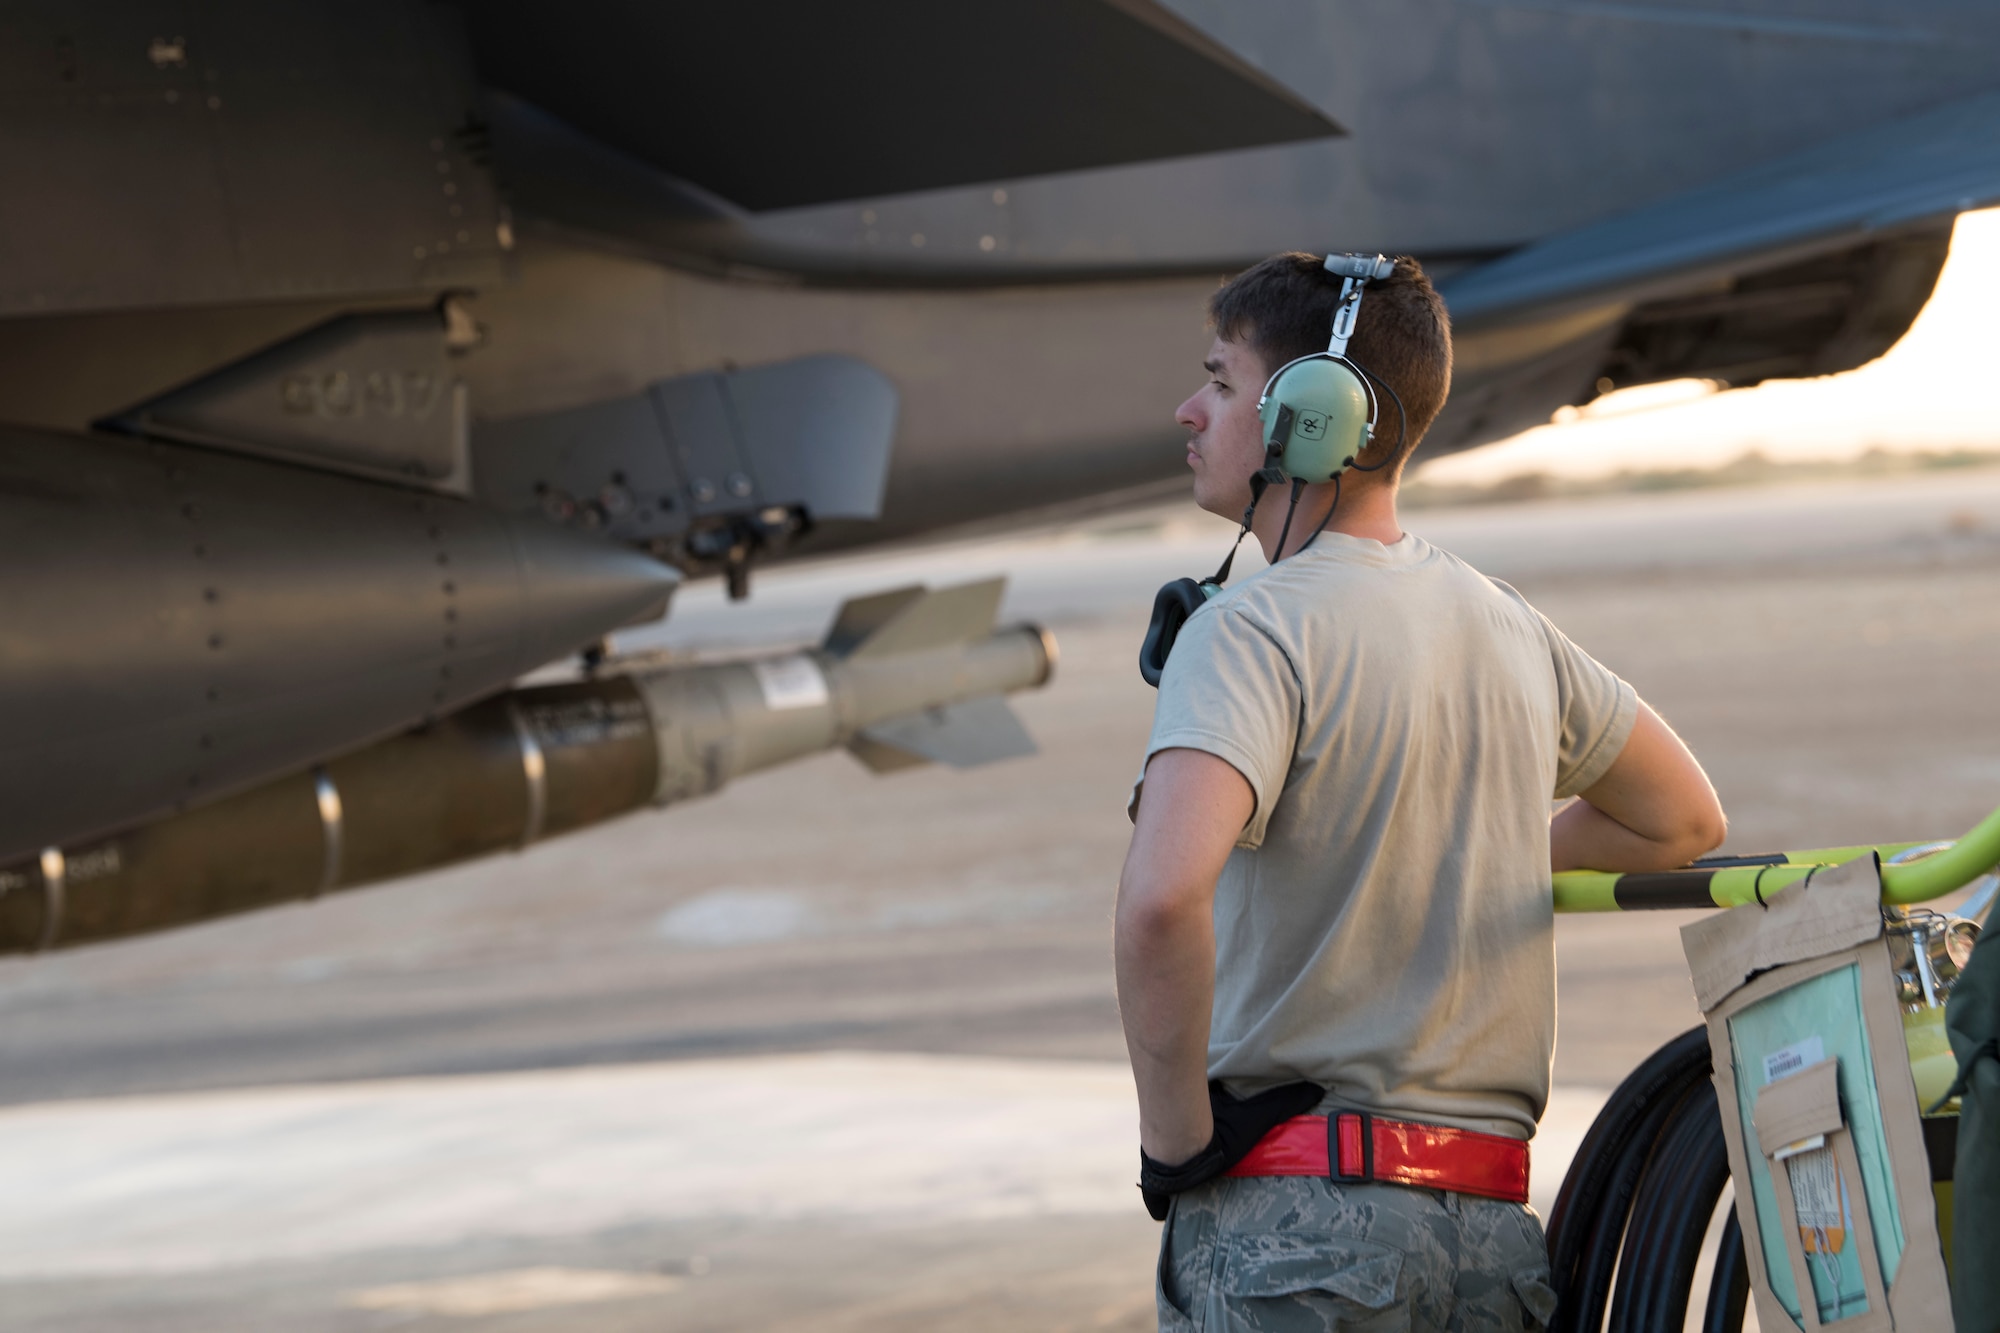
left=1416, top=207, right=2000, bottom=486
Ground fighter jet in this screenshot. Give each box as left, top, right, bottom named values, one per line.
left=3, top=0, right=1997, bottom=953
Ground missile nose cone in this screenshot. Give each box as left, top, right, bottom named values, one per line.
left=502, top=515, right=678, bottom=666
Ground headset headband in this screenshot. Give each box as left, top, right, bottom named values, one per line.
left=1322, top=252, right=1394, bottom=357
left=1257, top=253, right=1395, bottom=419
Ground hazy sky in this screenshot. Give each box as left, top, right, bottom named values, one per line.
left=1419, top=207, right=2000, bottom=484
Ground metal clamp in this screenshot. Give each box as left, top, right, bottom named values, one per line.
left=312, top=768, right=344, bottom=898
left=1327, top=279, right=1365, bottom=356
left=1323, top=253, right=1393, bottom=357
left=35, top=847, right=64, bottom=953
left=508, top=701, right=547, bottom=848
left=1322, top=252, right=1394, bottom=281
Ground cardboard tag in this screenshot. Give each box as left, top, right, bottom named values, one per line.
left=1681, top=856, right=1883, bottom=1011
left=1785, top=1145, right=1849, bottom=1254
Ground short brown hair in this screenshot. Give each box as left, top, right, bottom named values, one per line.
left=1208, top=253, right=1452, bottom=477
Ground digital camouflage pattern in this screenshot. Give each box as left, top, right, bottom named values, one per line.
left=1156, top=1176, right=1557, bottom=1331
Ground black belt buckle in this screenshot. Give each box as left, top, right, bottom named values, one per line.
left=1330, top=1110, right=1374, bottom=1183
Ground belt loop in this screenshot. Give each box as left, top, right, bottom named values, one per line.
left=1331, top=1111, right=1374, bottom=1182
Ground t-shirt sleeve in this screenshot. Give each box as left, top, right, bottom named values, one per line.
left=1537, top=610, right=1638, bottom=799
left=1126, top=603, right=1300, bottom=848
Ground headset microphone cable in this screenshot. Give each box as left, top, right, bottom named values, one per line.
left=1355, top=362, right=1407, bottom=464
left=1297, top=362, right=1400, bottom=554
left=1272, top=477, right=1312, bottom=561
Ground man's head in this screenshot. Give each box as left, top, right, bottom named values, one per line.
left=1176, top=253, right=1451, bottom=519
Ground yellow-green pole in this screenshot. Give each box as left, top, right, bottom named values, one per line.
left=1551, top=817, right=1996, bottom=913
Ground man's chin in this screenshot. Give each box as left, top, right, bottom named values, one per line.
left=1191, top=484, right=1247, bottom=521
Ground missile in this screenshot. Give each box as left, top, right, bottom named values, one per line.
left=0, top=426, right=678, bottom=863
left=0, top=580, right=1054, bottom=955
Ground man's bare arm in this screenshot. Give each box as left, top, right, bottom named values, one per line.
left=1551, top=701, right=1727, bottom=873
left=1115, top=747, right=1253, bottom=1165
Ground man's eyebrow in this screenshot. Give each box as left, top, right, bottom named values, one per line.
left=1203, top=359, right=1225, bottom=375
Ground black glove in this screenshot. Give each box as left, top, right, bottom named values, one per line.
left=1138, top=1080, right=1322, bottom=1220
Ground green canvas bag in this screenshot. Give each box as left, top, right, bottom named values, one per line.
left=1940, top=926, right=2000, bottom=1330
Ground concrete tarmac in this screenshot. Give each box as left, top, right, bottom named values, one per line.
left=3, top=468, right=1998, bottom=1329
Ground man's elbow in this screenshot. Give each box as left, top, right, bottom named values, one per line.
left=1115, top=879, right=1209, bottom=949
left=1669, top=793, right=1728, bottom=865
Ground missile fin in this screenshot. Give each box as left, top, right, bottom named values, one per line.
left=821, top=584, right=926, bottom=657
left=845, top=733, right=934, bottom=774
left=841, top=578, right=1006, bottom=660
left=853, top=695, right=1037, bottom=770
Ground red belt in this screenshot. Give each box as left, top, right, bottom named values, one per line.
left=1225, top=1112, right=1530, bottom=1204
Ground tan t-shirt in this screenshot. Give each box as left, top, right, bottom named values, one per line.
left=1132, top=531, right=1636, bottom=1139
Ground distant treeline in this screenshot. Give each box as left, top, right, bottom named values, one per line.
left=1401, top=447, right=2000, bottom=509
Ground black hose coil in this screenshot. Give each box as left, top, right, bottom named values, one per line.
left=1546, top=1026, right=1749, bottom=1333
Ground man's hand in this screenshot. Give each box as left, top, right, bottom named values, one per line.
left=1137, top=1080, right=1323, bottom=1219
left=1551, top=701, right=1726, bottom=873
left=1116, top=747, right=1253, bottom=1164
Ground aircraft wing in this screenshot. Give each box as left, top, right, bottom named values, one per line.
left=464, top=0, right=1339, bottom=212
left=1444, top=90, right=2000, bottom=323
left=1425, top=90, right=2000, bottom=452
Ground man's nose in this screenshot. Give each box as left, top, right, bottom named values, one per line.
left=1175, top=393, right=1203, bottom=430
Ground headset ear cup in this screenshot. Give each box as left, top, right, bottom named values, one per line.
left=1258, top=357, right=1373, bottom=482
left=1139, top=578, right=1210, bottom=687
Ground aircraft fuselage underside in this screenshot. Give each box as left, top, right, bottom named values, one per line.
left=1, top=0, right=1995, bottom=940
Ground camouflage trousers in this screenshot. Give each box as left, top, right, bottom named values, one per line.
left=1155, top=1175, right=1558, bottom=1332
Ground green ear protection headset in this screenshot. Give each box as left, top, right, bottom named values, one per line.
left=1140, top=252, right=1408, bottom=687
left=1258, top=251, right=1395, bottom=483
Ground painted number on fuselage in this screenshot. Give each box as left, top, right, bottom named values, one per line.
left=280, top=371, right=443, bottom=421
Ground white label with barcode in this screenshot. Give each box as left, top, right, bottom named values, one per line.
left=1763, top=1036, right=1826, bottom=1084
